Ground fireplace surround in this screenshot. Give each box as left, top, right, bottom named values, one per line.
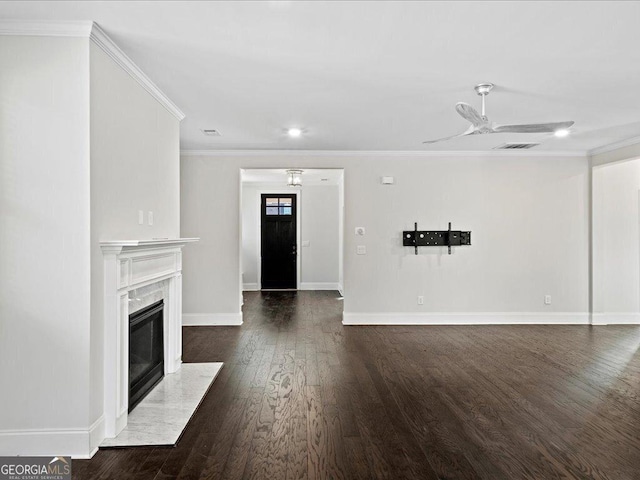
left=100, top=238, right=198, bottom=439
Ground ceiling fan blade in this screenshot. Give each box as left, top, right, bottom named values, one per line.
left=423, top=126, right=475, bottom=144
left=455, top=102, right=485, bottom=127
left=492, top=121, right=574, bottom=134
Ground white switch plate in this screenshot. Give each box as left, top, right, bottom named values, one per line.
left=148, top=211, right=154, bottom=226
left=544, top=295, right=552, bottom=305
left=381, top=176, right=395, bottom=185
left=356, top=245, right=366, bottom=255
left=355, top=227, right=365, bottom=236
left=302, top=240, right=310, bottom=247
left=138, top=210, right=144, bottom=225
left=417, top=296, right=424, bottom=305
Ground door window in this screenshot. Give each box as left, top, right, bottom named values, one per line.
left=265, top=197, right=293, bottom=216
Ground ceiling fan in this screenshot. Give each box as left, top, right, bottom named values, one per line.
left=423, top=83, right=574, bottom=144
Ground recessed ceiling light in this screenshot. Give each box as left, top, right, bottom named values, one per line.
left=554, top=129, right=570, bottom=138
left=287, top=127, right=302, bottom=138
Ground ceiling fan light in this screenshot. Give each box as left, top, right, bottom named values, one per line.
left=554, top=129, right=570, bottom=138
left=286, top=169, right=303, bottom=187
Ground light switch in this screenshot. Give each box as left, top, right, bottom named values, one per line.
left=148, top=211, right=154, bottom=226
left=302, top=240, right=310, bottom=247
left=356, top=245, right=366, bottom=255
left=381, top=176, right=395, bottom=185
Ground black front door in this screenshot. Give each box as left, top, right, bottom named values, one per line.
left=261, top=194, right=297, bottom=289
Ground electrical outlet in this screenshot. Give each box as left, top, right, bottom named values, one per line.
left=417, top=296, right=424, bottom=305
left=356, top=245, right=366, bottom=255
left=544, top=295, right=552, bottom=305
left=138, top=210, right=144, bottom=225
left=148, top=211, right=154, bottom=226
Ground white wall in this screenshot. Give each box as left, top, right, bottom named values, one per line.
left=338, top=174, right=344, bottom=294
left=300, top=185, right=340, bottom=288
left=592, top=157, right=640, bottom=323
left=241, top=183, right=340, bottom=290
left=88, top=43, right=181, bottom=437
left=182, top=158, right=241, bottom=315
left=182, top=153, right=590, bottom=324
left=0, top=33, right=181, bottom=458
left=241, top=185, right=260, bottom=288
left=0, top=36, right=92, bottom=454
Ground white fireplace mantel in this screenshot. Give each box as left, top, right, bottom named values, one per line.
left=100, top=238, right=198, bottom=438
left=100, top=238, right=199, bottom=250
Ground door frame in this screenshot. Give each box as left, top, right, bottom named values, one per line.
left=256, top=187, right=301, bottom=290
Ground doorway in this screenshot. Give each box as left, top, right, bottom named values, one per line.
left=240, top=168, right=344, bottom=296
left=592, top=156, right=640, bottom=324
left=261, top=194, right=297, bottom=289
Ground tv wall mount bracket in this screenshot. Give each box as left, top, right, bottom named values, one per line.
left=403, top=222, right=471, bottom=255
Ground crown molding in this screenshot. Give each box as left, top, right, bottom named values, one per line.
left=0, top=21, right=185, bottom=122
left=241, top=181, right=338, bottom=187
left=89, top=23, right=185, bottom=121
left=181, top=149, right=587, bottom=158
left=588, top=135, right=640, bottom=157
left=0, top=20, right=93, bottom=37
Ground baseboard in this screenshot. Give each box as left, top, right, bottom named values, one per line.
left=342, top=312, right=591, bottom=325
left=243, top=283, right=341, bottom=292
left=591, top=313, right=640, bottom=325
left=300, top=282, right=341, bottom=291
left=182, top=313, right=243, bottom=326
left=0, top=425, right=97, bottom=459
left=88, top=415, right=105, bottom=456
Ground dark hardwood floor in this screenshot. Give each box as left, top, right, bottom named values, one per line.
left=74, top=291, right=640, bottom=479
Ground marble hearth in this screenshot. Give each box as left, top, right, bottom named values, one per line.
left=100, top=238, right=198, bottom=439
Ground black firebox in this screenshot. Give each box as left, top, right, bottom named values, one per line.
left=129, top=299, right=164, bottom=412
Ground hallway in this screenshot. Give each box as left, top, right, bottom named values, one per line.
left=75, top=291, right=640, bottom=479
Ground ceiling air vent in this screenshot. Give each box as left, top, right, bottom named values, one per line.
left=202, top=129, right=221, bottom=136
left=493, top=142, right=539, bottom=150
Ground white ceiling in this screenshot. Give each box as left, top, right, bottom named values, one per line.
left=242, top=168, right=343, bottom=186
left=3, top=1, right=640, bottom=153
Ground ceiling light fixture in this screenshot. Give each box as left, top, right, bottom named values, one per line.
left=287, top=127, right=303, bottom=138
left=286, top=169, right=303, bottom=187
left=554, top=129, right=570, bottom=138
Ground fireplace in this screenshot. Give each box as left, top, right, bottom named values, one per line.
left=128, top=299, right=164, bottom=412
left=101, top=238, right=198, bottom=440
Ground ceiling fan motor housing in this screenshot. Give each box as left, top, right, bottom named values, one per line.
left=474, top=83, right=494, bottom=96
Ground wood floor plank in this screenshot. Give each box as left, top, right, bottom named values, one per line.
left=195, top=396, right=250, bottom=479
left=74, top=291, right=640, bottom=480
left=220, top=388, right=263, bottom=480
left=286, top=360, right=308, bottom=480
left=305, top=385, right=330, bottom=480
